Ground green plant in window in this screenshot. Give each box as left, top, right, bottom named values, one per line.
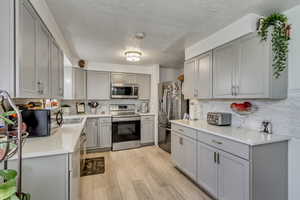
left=257, top=13, right=291, bottom=78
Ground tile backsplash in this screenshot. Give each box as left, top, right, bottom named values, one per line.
left=189, top=90, right=300, bottom=138
left=61, top=99, right=149, bottom=115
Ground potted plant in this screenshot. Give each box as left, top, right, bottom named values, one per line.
left=0, top=111, right=30, bottom=200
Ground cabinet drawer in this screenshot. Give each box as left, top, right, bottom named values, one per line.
left=99, top=118, right=111, bottom=123
left=141, top=115, right=154, bottom=121
left=172, top=124, right=197, bottom=140
left=197, top=131, right=249, bottom=160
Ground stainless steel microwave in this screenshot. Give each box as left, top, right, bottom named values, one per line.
left=111, top=83, right=139, bottom=99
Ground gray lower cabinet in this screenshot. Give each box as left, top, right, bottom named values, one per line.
left=197, top=142, right=249, bottom=200
left=171, top=131, right=197, bottom=181
left=141, top=115, right=155, bottom=144
left=86, top=118, right=99, bottom=149
left=87, top=71, right=110, bottom=100
left=86, top=117, right=112, bottom=150
left=171, top=122, right=288, bottom=200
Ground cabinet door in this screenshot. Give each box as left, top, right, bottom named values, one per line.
left=98, top=122, right=112, bottom=148
left=197, top=142, right=218, bottom=198
left=74, top=68, right=86, bottom=99
left=171, top=131, right=184, bottom=169
left=136, top=74, right=151, bottom=99
left=183, top=59, right=197, bottom=99
left=141, top=118, right=154, bottom=144
left=59, top=50, right=64, bottom=98
left=87, top=71, right=110, bottom=99
left=213, top=42, right=238, bottom=98
left=37, top=22, right=50, bottom=97
left=51, top=40, right=61, bottom=98
left=236, top=34, right=269, bottom=98
left=86, top=119, right=98, bottom=149
left=218, top=150, right=249, bottom=200
left=196, top=52, right=212, bottom=99
left=19, top=0, right=38, bottom=97
left=181, top=134, right=197, bottom=180
left=64, top=66, right=74, bottom=99
left=69, top=140, right=81, bottom=200
left=111, top=73, right=136, bottom=84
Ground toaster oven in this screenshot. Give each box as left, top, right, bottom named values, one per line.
left=207, top=112, right=232, bottom=126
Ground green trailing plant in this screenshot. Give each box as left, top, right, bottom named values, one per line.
left=257, top=13, right=291, bottom=79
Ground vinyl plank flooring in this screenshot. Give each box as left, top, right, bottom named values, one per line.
left=80, top=146, right=213, bottom=200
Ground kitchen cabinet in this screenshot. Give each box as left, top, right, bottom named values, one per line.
left=183, top=51, right=212, bottom=99
left=37, top=22, right=51, bottom=97
left=212, top=33, right=287, bottom=99
left=86, top=118, right=98, bottom=149
left=74, top=68, right=86, bottom=100
left=98, top=118, right=112, bottom=148
left=171, top=129, right=197, bottom=181
left=0, top=0, right=64, bottom=98
left=69, top=137, right=81, bottom=200
left=111, top=73, right=137, bottom=84
left=141, top=115, right=155, bottom=144
left=136, top=74, right=151, bottom=99
left=19, top=0, right=39, bottom=97
left=212, top=42, right=237, bottom=98
left=171, top=122, right=288, bottom=200
left=86, top=117, right=112, bottom=150
left=87, top=71, right=110, bottom=100
left=197, top=142, right=218, bottom=198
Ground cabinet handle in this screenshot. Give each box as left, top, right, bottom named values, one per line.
left=235, top=85, right=239, bottom=96
left=231, top=86, right=235, bottom=96
left=179, top=137, right=183, bottom=145
left=217, top=153, right=220, bottom=164
left=178, top=129, right=184, bottom=132
left=212, top=140, right=223, bottom=145
left=214, top=152, right=217, bottom=163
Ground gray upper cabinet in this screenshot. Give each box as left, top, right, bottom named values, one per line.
left=212, top=33, right=287, bottom=99
left=183, top=59, right=196, bottom=99
left=19, top=0, right=38, bottom=97
left=141, top=115, right=155, bottom=144
left=74, top=68, right=86, bottom=100
left=213, top=42, right=237, bottom=98
left=183, top=51, right=212, bottom=99
left=87, top=71, right=110, bottom=100
left=1, top=0, right=64, bottom=98
left=51, top=40, right=61, bottom=98
left=37, top=22, right=51, bottom=97
left=136, top=74, right=151, bottom=99
left=111, top=73, right=137, bottom=84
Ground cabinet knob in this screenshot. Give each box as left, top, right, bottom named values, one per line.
left=179, top=137, right=183, bottom=145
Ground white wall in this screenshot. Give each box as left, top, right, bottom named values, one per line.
left=188, top=7, right=300, bottom=200
left=160, top=67, right=182, bottom=82
left=86, top=62, right=160, bottom=145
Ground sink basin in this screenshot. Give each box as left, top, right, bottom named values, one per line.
left=63, top=118, right=83, bottom=125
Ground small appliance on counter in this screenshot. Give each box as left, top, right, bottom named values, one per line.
left=207, top=112, right=232, bottom=126
left=21, top=109, right=63, bottom=137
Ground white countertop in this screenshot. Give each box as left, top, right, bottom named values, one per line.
left=64, top=114, right=112, bottom=119
left=10, top=116, right=89, bottom=160
left=137, top=113, right=155, bottom=116
left=171, top=120, right=290, bottom=146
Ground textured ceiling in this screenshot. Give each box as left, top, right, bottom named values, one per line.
left=45, top=0, right=300, bottom=68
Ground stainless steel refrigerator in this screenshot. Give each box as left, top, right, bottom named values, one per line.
left=158, top=81, right=188, bottom=153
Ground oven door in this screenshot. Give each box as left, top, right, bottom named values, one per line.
left=112, top=117, right=141, bottom=150
left=111, top=84, right=138, bottom=99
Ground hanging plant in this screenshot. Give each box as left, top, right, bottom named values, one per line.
left=257, top=13, right=291, bottom=79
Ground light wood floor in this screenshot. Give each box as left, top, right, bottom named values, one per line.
left=81, top=146, right=213, bottom=200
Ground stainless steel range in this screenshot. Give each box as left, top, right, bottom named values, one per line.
left=110, top=104, right=141, bottom=151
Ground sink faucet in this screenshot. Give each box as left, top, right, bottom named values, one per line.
left=261, top=120, right=272, bottom=134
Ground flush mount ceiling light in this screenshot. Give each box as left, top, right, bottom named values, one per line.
left=124, top=50, right=142, bottom=62
left=124, top=32, right=145, bottom=62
